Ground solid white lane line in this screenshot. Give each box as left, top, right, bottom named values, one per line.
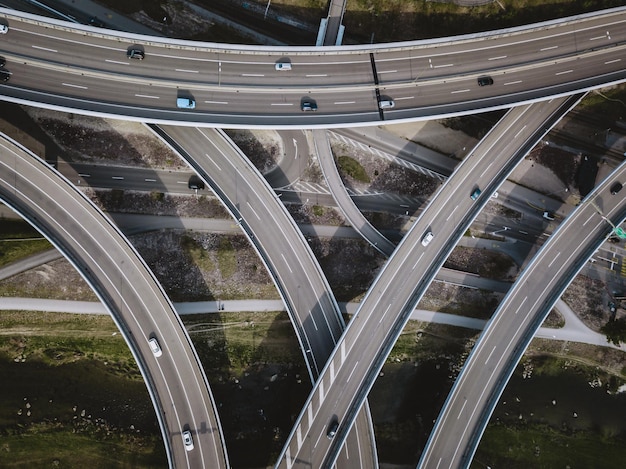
left=583, top=213, right=594, bottom=226
left=306, top=74, right=327, bottom=77
left=204, top=153, right=222, bottom=171
left=346, top=361, right=359, bottom=383
left=62, top=83, right=87, bottom=89
left=548, top=252, right=561, bottom=267
left=246, top=201, right=261, bottom=220
left=446, top=205, right=458, bottom=221
left=281, top=253, right=293, bottom=272
left=457, top=398, right=468, bottom=419
left=32, top=45, right=57, bottom=52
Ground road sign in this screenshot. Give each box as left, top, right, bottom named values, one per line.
left=614, top=226, right=626, bottom=239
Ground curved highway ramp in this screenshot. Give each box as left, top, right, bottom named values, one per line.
left=0, top=133, right=228, bottom=469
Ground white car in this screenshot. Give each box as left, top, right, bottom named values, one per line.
left=148, top=337, right=162, bottom=357
left=182, top=430, right=194, bottom=451
left=275, top=62, right=292, bottom=71
left=378, top=100, right=395, bottom=109
left=0, top=25, right=8, bottom=34
left=421, top=231, right=434, bottom=247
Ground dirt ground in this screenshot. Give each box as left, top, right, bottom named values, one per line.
left=23, top=108, right=184, bottom=169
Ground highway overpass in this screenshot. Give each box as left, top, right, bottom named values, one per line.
left=0, top=7, right=624, bottom=127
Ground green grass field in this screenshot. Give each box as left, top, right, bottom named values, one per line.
left=0, top=219, right=51, bottom=268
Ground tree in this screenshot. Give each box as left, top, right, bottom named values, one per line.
left=600, top=318, right=626, bottom=346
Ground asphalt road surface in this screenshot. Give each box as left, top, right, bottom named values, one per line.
left=0, top=7, right=624, bottom=126
left=0, top=134, right=228, bottom=468
left=419, top=160, right=626, bottom=469
left=275, top=95, right=581, bottom=468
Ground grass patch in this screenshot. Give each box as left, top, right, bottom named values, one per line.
left=337, top=155, right=370, bottom=183
left=0, top=311, right=164, bottom=468
left=475, top=423, right=626, bottom=469
left=217, top=237, right=237, bottom=279
left=0, top=426, right=165, bottom=468
left=0, top=219, right=51, bottom=267
left=180, top=234, right=215, bottom=272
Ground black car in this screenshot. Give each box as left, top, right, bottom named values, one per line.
left=326, top=419, right=339, bottom=439
left=477, top=76, right=494, bottom=86
left=0, top=56, right=5, bottom=68
left=188, top=175, right=205, bottom=190
left=0, top=69, right=11, bottom=82
left=610, top=182, right=622, bottom=195
left=127, top=49, right=145, bottom=60
left=301, top=100, right=318, bottom=112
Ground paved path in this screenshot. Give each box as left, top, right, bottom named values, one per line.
left=2, top=297, right=622, bottom=351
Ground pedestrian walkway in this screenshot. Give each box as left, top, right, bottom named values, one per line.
left=3, top=297, right=622, bottom=351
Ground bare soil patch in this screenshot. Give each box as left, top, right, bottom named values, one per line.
left=444, top=246, right=518, bottom=281
left=528, top=144, right=581, bottom=191
left=562, top=276, right=612, bottom=332
left=418, top=281, right=503, bottom=320
left=224, top=129, right=283, bottom=174
left=23, top=108, right=182, bottom=169
left=310, top=238, right=385, bottom=302
left=330, top=140, right=440, bottom=198
left=88, top=188, right=230, bottom=218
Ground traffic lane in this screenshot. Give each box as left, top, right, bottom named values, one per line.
left=0, top=140, right=227, bottom=468
left=6, top=35, right=626, bottom=114
left=425, top=186, right=619, bottom=467
left=13, top=153, right=223, bottom=469
left=2, top=52, right=624, bottom=128
left=158, top=126, right=344, bottom=352
left=424, top=168, right=626, bottom=469
left=5, top=8, right=626, bottom=94
left=279, top=98, right=574, bottom=466
left=195, top=128, right=379, bottom=467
